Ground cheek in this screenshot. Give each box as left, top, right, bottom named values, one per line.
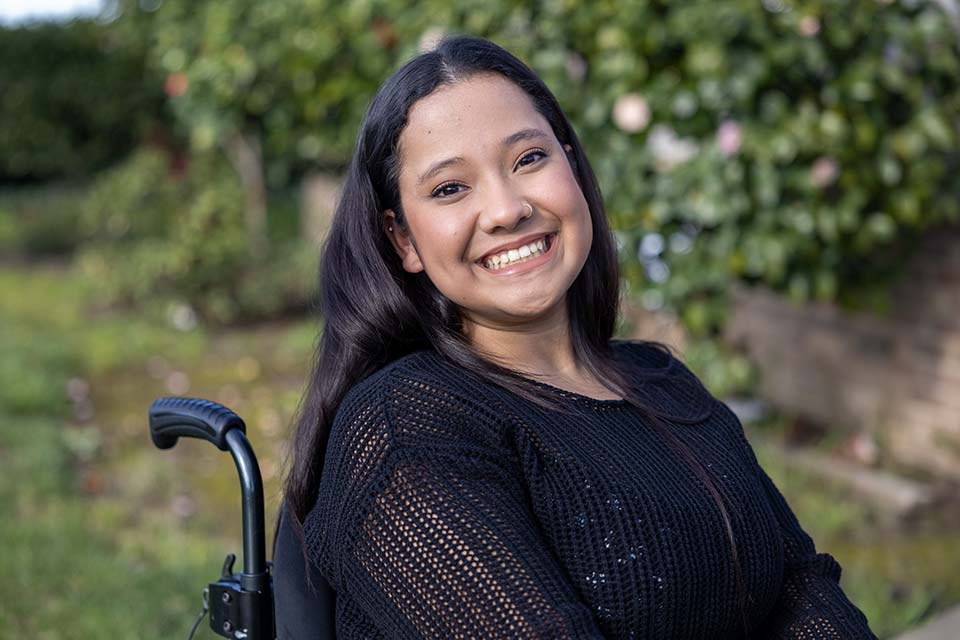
left=548, top=171, right=593, bottom=254
left=409, top=213, right=470, bottom=263
left=549, top=183, right=592, bottom=250
left=533, top=162, right=588, bottom=212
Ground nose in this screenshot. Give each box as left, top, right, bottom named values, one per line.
left=477, top=180, right=532, bottom=233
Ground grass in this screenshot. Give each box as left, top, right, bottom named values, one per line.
left=0, top=414, right=225, bottom=638
left=0, top=261, right=312, bottom=638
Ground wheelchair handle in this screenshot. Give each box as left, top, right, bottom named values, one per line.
left=148, top=397, right=269, bottom=583
left=149, top=397, right=246, bottom=451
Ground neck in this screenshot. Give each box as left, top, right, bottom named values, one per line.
left=461, top=304, right=623, bottom=403
left=465, top=308, right=581, bottom=380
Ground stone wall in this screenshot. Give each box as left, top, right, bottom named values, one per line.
left=725, top=227, right=960, bottom=479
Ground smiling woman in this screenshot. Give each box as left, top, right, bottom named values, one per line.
left=276, top=35, right=878, bottom=639
left=384, top=73, right=593, bottom=350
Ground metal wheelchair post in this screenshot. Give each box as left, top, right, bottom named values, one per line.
left=149, top=397, right=275, bottom=640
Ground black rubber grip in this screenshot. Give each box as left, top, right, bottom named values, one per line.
left=149, top=397, right=246, bottom=451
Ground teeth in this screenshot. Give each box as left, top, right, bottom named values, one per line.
left=482, top=236, right=551, bottom=270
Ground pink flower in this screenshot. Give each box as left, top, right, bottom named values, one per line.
left=648, top=124, right=699, bottom=171
left=799, top=16, right=821, bottom=37
left=811, top=156, right=839, bottom=188
left=612, top=93, right=651, bottom=133
left=164, top=73, right=189, bottom=97
left=716, top=120, right=742, bottom=156
left=566, top=53, right=587, bottom=82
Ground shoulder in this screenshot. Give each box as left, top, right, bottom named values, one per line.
left=611, top=339, right=707, bottom=387
left=610, top=339, right=676, bottom=371
left=339, top=349, right=493, bottom=415
left=331, top=349, right=506, bottom=451
left=309, top=351, right=510, bottom=554
left=610, top=339, right=719, bottom=421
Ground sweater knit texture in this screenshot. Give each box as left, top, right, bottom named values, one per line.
left=303, top=341, right=876, bottom=639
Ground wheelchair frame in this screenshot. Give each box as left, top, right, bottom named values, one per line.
left=149, top=396, right=334, bottom=640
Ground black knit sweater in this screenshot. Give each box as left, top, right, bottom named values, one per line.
left=303, top=341, right=876, bottom=639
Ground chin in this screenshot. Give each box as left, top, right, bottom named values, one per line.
left=498, top=297, right=565, bottom=322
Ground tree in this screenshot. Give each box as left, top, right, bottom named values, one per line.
left=0, top=19, right=166, bottom=182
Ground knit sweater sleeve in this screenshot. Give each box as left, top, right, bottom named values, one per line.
left=717, top=404, right=877, bottom=639
left=304, top=366, right=606, bottom=639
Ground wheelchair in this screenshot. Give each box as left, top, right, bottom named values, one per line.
left=149, top=397, right=336, bottom=640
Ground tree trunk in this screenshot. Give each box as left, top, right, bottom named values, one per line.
left=223, top=129, right=269, bottom=261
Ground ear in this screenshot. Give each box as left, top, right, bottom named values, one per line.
left=383, top=209, right=424, bottom=274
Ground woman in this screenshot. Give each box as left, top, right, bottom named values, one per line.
left=281, top=34, right=876, bottom=639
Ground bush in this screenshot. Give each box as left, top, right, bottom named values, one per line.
left=0, top=183, right=87, bottom=257
left=0, top=20, right=167, bottom=182
left=76, top=147, right=315, bottom=323
left=143, top=0, right=960, bottom=334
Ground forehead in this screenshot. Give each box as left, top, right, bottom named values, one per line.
left=397, top=73, right=553, bottom=179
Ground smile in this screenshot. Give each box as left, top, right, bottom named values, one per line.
left=479, top=233, right=556, bottom=272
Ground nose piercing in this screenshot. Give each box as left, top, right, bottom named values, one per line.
left=522, top=203, right=533, bottom=217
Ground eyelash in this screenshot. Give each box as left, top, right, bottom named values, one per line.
left=430, top=149, right=549, bottom=199
left=517, top=148, right=548, bottom=167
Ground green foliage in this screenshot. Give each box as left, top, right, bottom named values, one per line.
left=0, top=333, right=78, bottom=415
left=78, top=149, right=181, bottom=245
left=0, top=183, right=87, bottom=256
left=0, top=268, right=85, bottom=415
left=682, top=338, right=756, bottom=397
left=127, top=0, right=401, bottom=181
left=582, top=1, right=960, bottom=328
left=135, top=0, right=960, bottom=333
left=0, top=20, right=168, bottom=182
left=75, top=147, right=315, bottom=322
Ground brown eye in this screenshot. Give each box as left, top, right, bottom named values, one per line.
left=516, top=149, right=548, bottom=169
left=431, top=182, right=466, bottom=198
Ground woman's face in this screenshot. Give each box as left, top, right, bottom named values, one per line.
left=385, top=73, right=593, bottom=336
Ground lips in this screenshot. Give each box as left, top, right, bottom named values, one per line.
left=477, top=233, right=555, bottom=264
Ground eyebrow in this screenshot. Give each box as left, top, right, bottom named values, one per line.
left=415, top=127, right=552, bottom=187
left=416, top=156, right=465, bottom=187
left=502, top=127, right=550, bottom=148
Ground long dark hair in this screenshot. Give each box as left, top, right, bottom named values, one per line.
left=284, top=34, right=750, bottom=634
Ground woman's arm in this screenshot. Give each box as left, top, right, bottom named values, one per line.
left=749, top=459, right=877, bottom=639
left=304, top=377, right=605, bottom=639
left=721, top=403, right=877, bottom=639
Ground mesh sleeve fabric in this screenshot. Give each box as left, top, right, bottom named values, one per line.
left=304, top=374, right=606, bottom=639
left=750, top=462, right=877, bottom=639
left=720, top=405, right=877, bottom=639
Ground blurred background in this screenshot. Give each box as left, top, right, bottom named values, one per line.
left=2, top=0, right=959, bottom=638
